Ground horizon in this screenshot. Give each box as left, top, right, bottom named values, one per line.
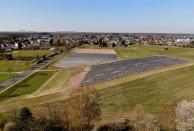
left=0, top=31, right=194, bottom=35
left=0, top=0, right=194, bottom=33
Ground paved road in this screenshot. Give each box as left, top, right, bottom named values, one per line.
left=0, top=54, right=62, bottom=90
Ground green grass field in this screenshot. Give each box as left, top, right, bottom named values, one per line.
left=0, top=73, right=16, bottom=84
left=0, top=60, right=32, bottom=72
left=115, top=45, right=194, bottom=60
left=98, top=65, right=194, bottom=121
left=0, top=71, right=54, bottom=99
left=13, top=50, right=53, bottom=59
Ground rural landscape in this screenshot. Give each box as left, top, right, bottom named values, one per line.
left=1, top=0, right=194, bottom=131
left=1, top=32, right=194, bottom=130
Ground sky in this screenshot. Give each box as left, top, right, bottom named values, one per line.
left=0, top=0, right=194, bottom=33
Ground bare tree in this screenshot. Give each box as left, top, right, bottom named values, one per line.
left=4, top=87, right=101, bottom=131
left=130, top=104, right=145, bottom=131
left=32, top=102, right=70, bottom=131
left=8, top=109, right=18, bottom=128
left=130, top=104, right=159, bottom=131
left=67, top=87, right=101, bottom=131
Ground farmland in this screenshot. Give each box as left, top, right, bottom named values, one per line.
left=115, top=45, right=194, bottom=60
left=0, top=71, right=54, bottom=100
left=33, top=69, right=74, bottom=96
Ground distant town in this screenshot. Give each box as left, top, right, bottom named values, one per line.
left=0, top=32, right=194, bottom=52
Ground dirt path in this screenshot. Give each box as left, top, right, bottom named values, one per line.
left=73, top=48, right=117, bottom=54
left=67, top=66, right=91, bottom=88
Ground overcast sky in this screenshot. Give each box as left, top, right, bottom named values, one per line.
left=0, top=0, right=194, bottom=33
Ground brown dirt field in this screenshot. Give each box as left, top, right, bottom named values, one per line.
left=73, top=48, right=117, bottom=55
left=67, top=66, right=91, bottom=88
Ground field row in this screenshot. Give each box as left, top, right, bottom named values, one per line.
left=33, top=70, right=73, bottom=96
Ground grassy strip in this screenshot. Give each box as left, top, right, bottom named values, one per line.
left=0, top=71, right=54, bottom=99
left=0, top=73, right=16, bottom=84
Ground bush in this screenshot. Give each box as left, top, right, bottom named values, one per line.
left=175, top=100, right=194, bottom=131
left=97, top=119, right=133, bottom=131
left=18, top=107, right=33, bottom=131
left=130, top=105, right=160, bottom=131
left=67, top=87, right=101, bottom=131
